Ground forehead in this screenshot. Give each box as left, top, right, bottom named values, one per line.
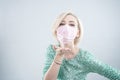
left=62, top=15, right=77, bottom=23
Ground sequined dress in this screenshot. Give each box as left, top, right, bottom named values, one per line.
left=42, top=44, right=120, bottom=80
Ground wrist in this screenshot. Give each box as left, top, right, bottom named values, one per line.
left=54, top=55, right=63, bottom=64
left=54, top=54, right=64, bottom=61
left=54, top=60, right=62, bottom=65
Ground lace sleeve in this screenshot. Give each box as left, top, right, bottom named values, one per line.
left=83, top=51, right=120, bottom=80
left=42, top=44, right=55, bottom=79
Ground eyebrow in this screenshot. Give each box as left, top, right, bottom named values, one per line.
left=69, top=21, right=75, bottom=23
left=61, top=20, right=65, bottom=22
left=61, top=20, right=75, bottom=23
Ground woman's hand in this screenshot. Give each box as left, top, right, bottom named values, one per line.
left=53, top=45, right=74, bottom=61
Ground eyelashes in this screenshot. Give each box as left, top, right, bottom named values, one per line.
left=59, top=23, right=75, bottom=27
left=69, top=24, right=75, bottom=27
left=59, top=23, right=65, bottom=26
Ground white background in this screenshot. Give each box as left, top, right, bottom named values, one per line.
left=0, top=0, right=120, bottom=80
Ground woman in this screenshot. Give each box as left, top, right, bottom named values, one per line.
left=42, top=11, right=120, bottom=80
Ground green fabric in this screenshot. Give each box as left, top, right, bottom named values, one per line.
left=42, top=44, right=120, bottom=80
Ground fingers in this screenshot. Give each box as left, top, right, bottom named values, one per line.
left=53, top=45, right=73, bottom=56
left=64, top=48, right=71, bottom=51
left=53, top=45, right=62, bottom=53
left=53, top=45, right=63, bottom=55
left=53, top=45, right=71, bottom=51
left=53, top=45, right=58, bottom=50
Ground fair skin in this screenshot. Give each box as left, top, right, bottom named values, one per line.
left=44, top=15, right=80, bottom=80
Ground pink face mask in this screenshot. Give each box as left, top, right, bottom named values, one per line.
left=56, top=25, right=78, bottom=44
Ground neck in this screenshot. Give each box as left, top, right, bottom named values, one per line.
left=60, top=42, right=79, bottom=56
left=60, top=42, right=76, bottom=49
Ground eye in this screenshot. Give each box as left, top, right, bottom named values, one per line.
left=59, top=23, right=65, bottom=26
left=69, top=24, right=75, bottom=27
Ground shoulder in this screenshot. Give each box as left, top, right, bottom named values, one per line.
left=45, top=44, right=56, bottom=57
left=46, top=44, right=54, bottom=51
left=80, top=48, right=93, bottom=56
left=46, top=44, right=58, bottom=52
left=79, top=48, right=95, bottom=60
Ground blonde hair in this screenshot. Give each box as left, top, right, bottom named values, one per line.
left=52, top=11, right=83, bottom=45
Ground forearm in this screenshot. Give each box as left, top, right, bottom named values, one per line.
left=96, top=64, right=120, bottom=80
left=43, top=55, right=63, bottom=80
left=86, top=55, right=120, bottom=79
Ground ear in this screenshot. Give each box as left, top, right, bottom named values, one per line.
left=76, top=30, right=80, bottom=38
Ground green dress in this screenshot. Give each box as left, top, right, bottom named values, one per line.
left=42, top=44, right=120, bottom=80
